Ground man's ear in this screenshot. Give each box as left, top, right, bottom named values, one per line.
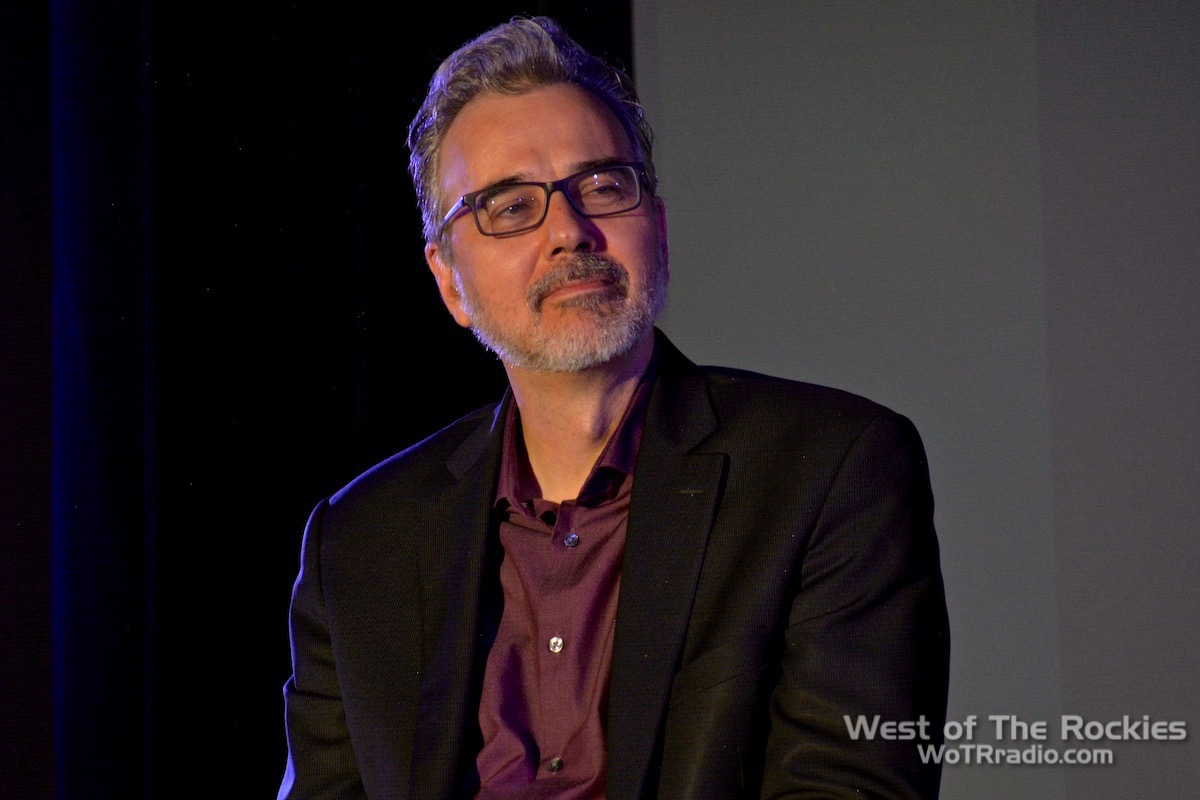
left=424, top=241, right=472, bottom=328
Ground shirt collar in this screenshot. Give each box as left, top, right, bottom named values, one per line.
left=494, top=346, right=658, bottom=512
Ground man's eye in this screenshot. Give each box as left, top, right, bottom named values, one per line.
left=487, top=201, right=537, bottom=223
left=579, top=177, right=632, bottom=207
left=481, top=189, right=540, bottom=222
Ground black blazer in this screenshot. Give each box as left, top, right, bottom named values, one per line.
left=279, top=330, right=950, bottom=799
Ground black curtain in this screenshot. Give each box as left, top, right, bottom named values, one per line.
left=4, top=2, right=632, bottom=797
left=2, top=1, right=53, bottom=797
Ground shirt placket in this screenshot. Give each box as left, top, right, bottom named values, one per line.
left=535, top=500, right=584, bottom=775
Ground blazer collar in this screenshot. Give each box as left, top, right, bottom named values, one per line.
left=607, top=329, right=727, bottom=800
left=446, top=391, right=510, bottom=480
left=414, top=331, right=725, bottom=800
left=444, top=328, right=710, bottom=466
left=409, top=395, right=507, bottom=799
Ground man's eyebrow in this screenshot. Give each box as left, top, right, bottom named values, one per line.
left=476, top=174, right=529, bottom=192
left=480, top=160, right=628, bottom=190
left=472, top=158, right=629, bottom=194
left=570, top=157, right=626, bottom=174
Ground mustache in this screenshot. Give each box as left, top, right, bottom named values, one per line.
left=527, top=253, right=629, bottom=311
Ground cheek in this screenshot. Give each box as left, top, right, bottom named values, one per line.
left=460, top=240, right=541, bottom=298
left=629, top=229, right=668, bottom=286
left=459, top=262, right=531, bottom=315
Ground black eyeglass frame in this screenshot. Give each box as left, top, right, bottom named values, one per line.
left=437, top=161, right=650, bottom=239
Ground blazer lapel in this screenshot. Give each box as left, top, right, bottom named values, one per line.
left=402, top=339, right=725, bottom=800
left=608, top=335, right=726, bottom=800
left=409, top=399, right=508, bottom=799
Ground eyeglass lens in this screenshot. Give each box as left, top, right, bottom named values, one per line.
left=473, top=166, right=641, bottom=235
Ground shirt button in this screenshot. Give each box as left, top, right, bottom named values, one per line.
left=548, top=636, right=564, bottom=653
left=547, top=757, right=564, bottom=772
left=563, top=532, right=580, bottom=547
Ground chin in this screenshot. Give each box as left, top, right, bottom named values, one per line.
left=476, top=315, right=651, bottom=373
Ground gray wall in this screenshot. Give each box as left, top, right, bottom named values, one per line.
left=633, top=2, right=1198, bottom=797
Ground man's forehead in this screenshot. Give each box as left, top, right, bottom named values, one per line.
left=437, top=84, right=634, bottom=193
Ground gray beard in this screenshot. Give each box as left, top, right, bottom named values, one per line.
left=459, top=251, right=667, bottom=372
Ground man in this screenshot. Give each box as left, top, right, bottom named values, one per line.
left=278, top=15, right=949, bottom=800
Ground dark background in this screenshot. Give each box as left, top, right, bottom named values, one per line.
left=2, top=2, right=631, bottom=797
left=5, top=2, right=1198, bottom=798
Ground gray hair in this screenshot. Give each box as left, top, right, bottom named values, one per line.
left=406, top=16, right=657, bottom=244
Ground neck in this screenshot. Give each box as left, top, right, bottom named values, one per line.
left=505, top=334, right=654, bottom=503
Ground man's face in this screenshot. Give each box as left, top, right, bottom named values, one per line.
left=425, top=83, right=668, bottom=373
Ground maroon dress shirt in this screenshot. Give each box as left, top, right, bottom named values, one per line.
left=476, top=372, right=654, bottom=800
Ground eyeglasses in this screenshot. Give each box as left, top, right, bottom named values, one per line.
left=438, top=162, right=648, bottom=238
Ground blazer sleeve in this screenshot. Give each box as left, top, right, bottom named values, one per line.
left=760, top=411, right=950, bottom=799
left=277, top=500, right=368, bottom=800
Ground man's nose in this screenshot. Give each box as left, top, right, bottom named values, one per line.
left=544, top=190, right=598, bottom=255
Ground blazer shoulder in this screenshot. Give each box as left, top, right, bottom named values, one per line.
left=698, top=365, right=899, bottom=433
left=683, top=365, right=935, bottom=482
left=327, top=401, right=501, bottom=510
